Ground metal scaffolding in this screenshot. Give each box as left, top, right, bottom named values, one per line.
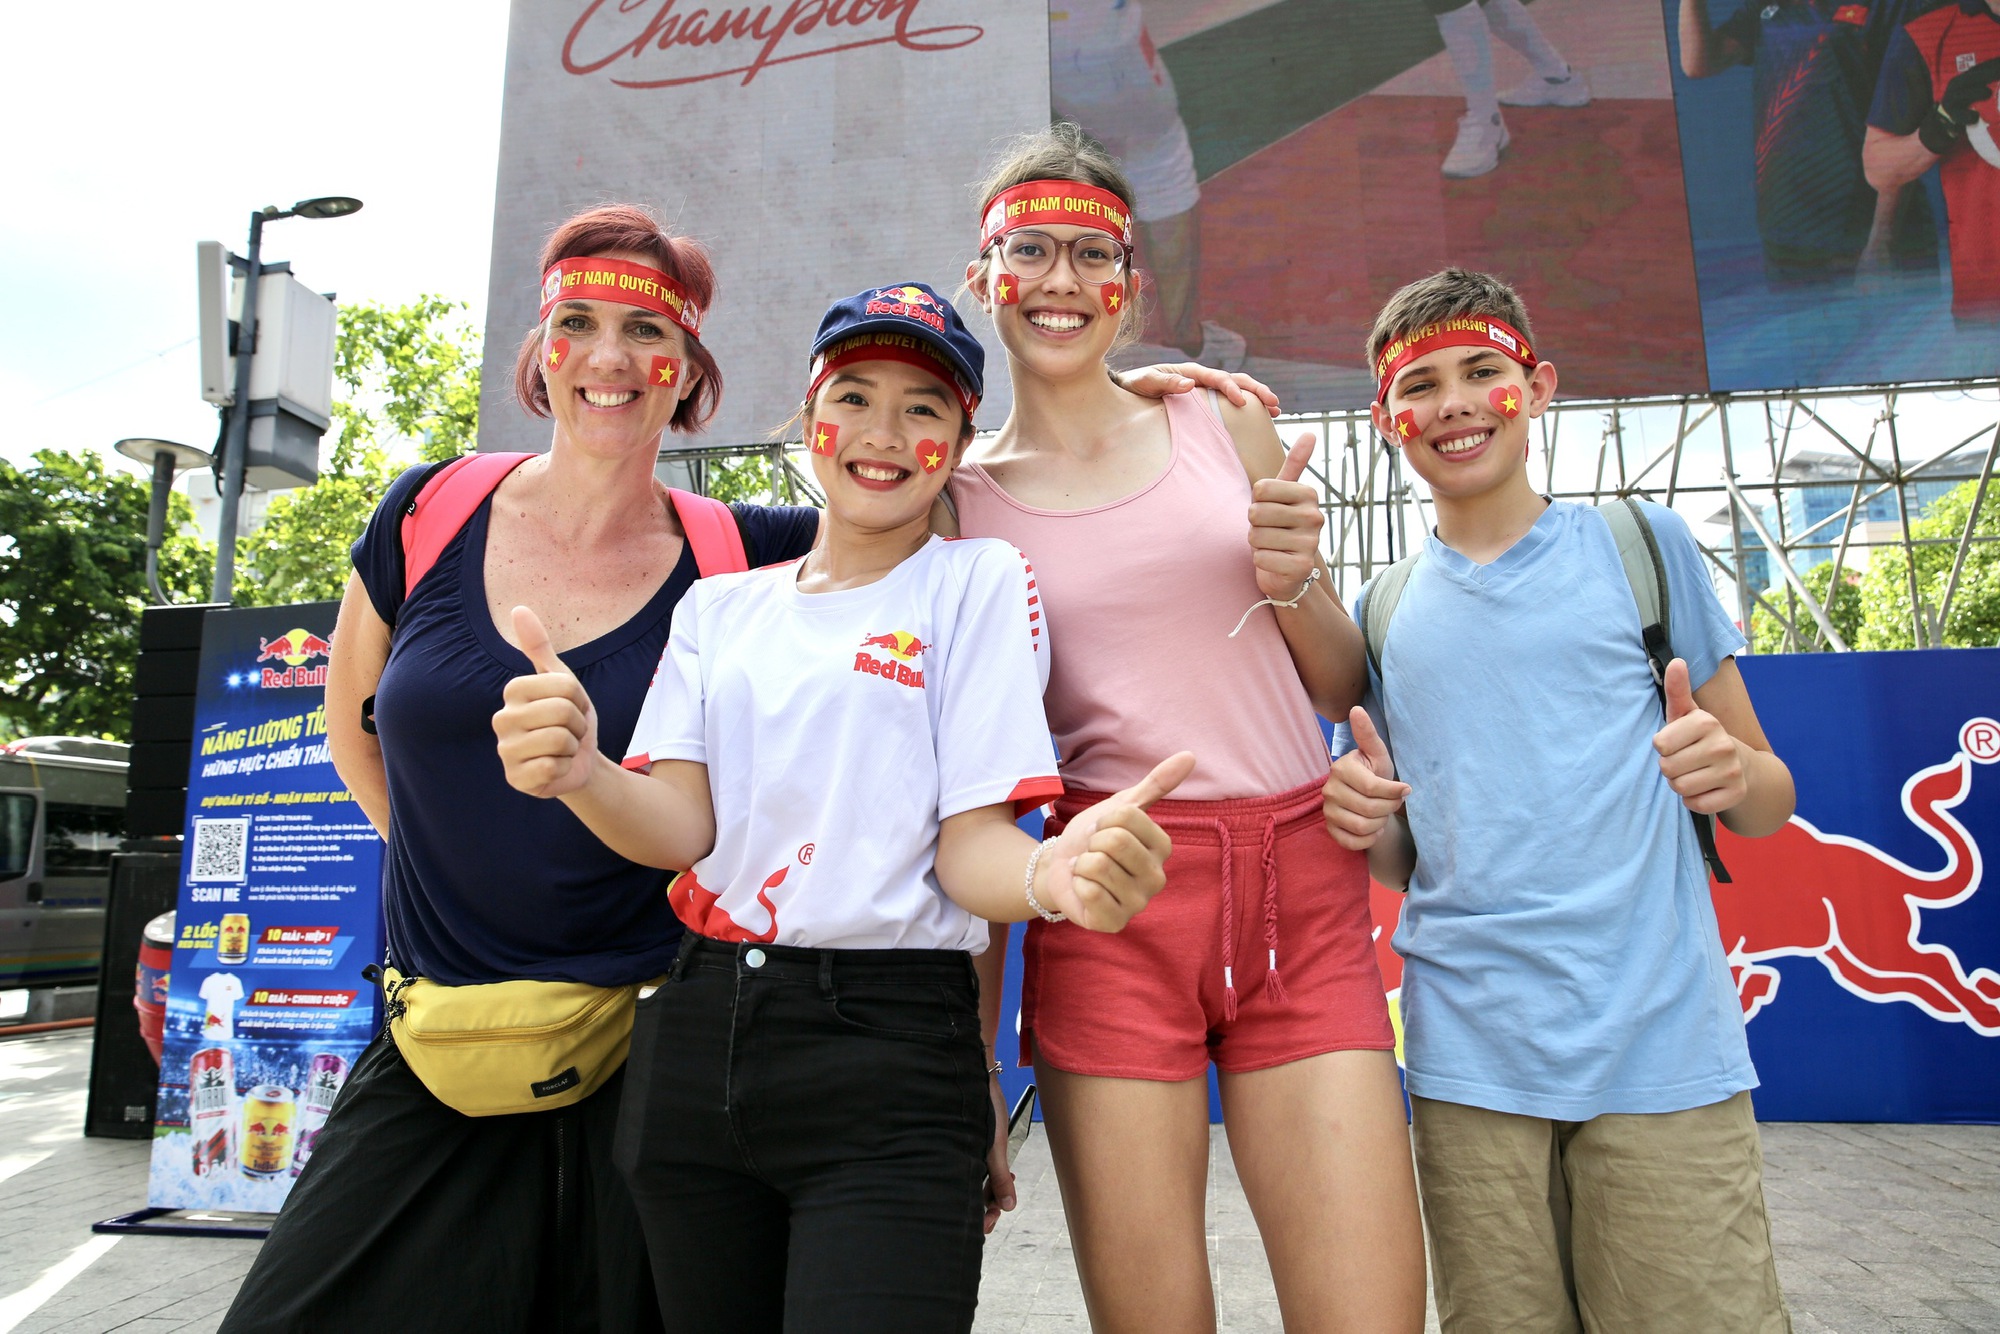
left=671, top=379, right=2000, bottom=653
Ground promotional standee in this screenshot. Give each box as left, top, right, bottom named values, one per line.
left=148, top=604, right=384, bottom=1211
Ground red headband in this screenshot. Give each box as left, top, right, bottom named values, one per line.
left=979, top=179, right=1135, bottom=252
left=1374, top=315, right=1535, bottom=402
left=539, top=256, right=704, bottom=338
left=806, top=331, right=979, bottom=423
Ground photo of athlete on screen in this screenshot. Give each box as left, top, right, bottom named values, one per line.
left=1678, top=0, right=1944, bottom=283
left=1426, top=0, right=1591, bottom=178
left=1864, top=0, right=2000, bottom=320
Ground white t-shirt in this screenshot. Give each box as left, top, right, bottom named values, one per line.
left=199, top=971, right=244, bottom=1038
left=625, top=536, right=1060, bottom=952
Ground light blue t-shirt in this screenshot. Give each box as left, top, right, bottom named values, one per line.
left=1344, top=500, right=1755, bottom=1120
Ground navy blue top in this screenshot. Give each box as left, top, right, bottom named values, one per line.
left=1716, top=0, right=1941, bottom=268
left=352, top=463, right=820, bottom=986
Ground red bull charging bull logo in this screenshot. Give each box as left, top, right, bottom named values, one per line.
left=1712, top=716, right=1999, bottom=1035
left=255, top=629, right=334, bottom=689
left=854, top=630, right=928, bottom=689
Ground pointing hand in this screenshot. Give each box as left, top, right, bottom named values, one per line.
left=493, top=606, right=601, bottom=799
left=1036, top=752, right=1194, bottom=932
left=1322, top=707, right=1410, bottom=851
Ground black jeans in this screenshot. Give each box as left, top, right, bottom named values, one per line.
left=615, top=934, right=992, bottom=1334
left=218, top=1034, right=661, bottom=1334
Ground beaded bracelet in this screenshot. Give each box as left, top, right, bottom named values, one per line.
left=1024, top=838, right=1066, bottom=923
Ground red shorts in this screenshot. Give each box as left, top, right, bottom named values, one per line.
left=1021, top=778, right=1394, bottom=1081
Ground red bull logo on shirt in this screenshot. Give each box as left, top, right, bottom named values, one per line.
left=854, top=630, right=927, bottom=689
left=255, top=630, right=334, bottom=689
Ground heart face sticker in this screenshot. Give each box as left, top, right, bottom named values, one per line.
left=1101, top=283, right=1124, bottom=316
left=544, top=337, right=570, bottom=372
left=918, top=440, right=947, bottom=474
left=810, top=421, right=839, bottom=456
left=1489, top=384, right=1523, bottom=418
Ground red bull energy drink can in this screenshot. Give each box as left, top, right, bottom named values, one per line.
left=217, top=913, right=250, bottom=965
left=189, top=1047, right=234, bottom=1177
left=290, top=1053, right=350, bottom=1175
left=240, top=1085, right=296, bottom=1179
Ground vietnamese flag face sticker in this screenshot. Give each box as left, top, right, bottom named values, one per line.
left=811, top=421, right=839, bottom=456
left=918, top=440, right=947, bottom=474
left=992, top=271, right=1019, bottom=306
left=545, top=337, right=570, bottom=373
left=650, top=355, right=683, bottom=390
left=1489, top=384, right=1522, bottom=418
left=1391, top=409, right=1420, bottom=445
left=1101, top=283, right=1125, bottom=317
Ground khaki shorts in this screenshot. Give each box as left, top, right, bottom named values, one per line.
left=1411, top=1090, right=1790, bottom=1333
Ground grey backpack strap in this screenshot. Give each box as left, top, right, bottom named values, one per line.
left=1597, top=499, right=1731, bottom=884
left=1360, top=551, right=1423, bottom=685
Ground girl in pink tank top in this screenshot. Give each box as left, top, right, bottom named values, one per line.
left=948, top=125, right=1426, bottom=1330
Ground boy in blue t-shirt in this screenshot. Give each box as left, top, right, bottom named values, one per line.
left=1326, top=269, right=1798, bottom=1331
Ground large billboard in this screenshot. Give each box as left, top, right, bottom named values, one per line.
left=478, top=1, right=1050, bottom=452
left=482, top=1, right=2000, bottom=442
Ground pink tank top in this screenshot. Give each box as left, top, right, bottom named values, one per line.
left=950, top=392, right=1329, bottom=801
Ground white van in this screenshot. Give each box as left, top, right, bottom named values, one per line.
left=0, top=737, right=129, bottom=990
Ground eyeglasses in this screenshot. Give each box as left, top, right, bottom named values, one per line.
left=990, top=230, right=1131, bottom=284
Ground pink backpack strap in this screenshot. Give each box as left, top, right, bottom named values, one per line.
left=667, top=489, right=748, bottom=577
left=401, top=452, right=537, bottom=601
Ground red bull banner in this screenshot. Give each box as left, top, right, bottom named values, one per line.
left=477, top=0, right=1047, bottom=452
left=150, top=604, right=385, bottom=1210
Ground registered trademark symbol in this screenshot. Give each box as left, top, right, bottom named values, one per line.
left=1962, top=717, right=2000, bottom=764
left=798, top=843, right=815, bottom=864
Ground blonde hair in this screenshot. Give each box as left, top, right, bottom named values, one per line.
left=970, top=122, right=1145, bottom=350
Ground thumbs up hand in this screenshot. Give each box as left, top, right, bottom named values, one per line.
left=1322, top=707, right=1411, bottom=851
left=1652, top=658, right=1747, bottom=815
left=1248, top=432, right=1326, bottom=602
left=1035, top=752, right=1194, bottom=933
left=494, top=606, right=601, bottom=799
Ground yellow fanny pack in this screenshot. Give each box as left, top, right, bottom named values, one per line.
left=379, top=967, right=656, bottom=1117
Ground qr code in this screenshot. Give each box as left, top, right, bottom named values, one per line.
left=189, top=817, right=251, bottom=883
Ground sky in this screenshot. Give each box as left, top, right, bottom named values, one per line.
left=1, top=0, right=1992, bottom=535
left=0, top=1, right=511, bottom=475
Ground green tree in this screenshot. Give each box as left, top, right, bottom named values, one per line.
left=1855, top=477, right=2000, bottom=650
left=236, top=297, right=480, bottom=605
left=0, top=450, right=212, bottom=739
left=703, top=452, right=775, bottom=504
left=1749, top=561, right=1865, bottom=654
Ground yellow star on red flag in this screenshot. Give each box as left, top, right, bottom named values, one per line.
left=812, top=422, right=839, bottom=456
left=1103, top=286, right=1123, bottom=314
left=1489, top=385, right=1522, bottom=418
left=994, top=273, right=1016, bottom=306
left=651, top=355, right=681, bottom=386
left=545, top=337, right=569, bottom=371
left=920, top=441, right=945, bottom=473
left=1393, top=409, right=1419, bottom=442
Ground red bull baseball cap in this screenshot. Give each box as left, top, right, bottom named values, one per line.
left=807, top=282, right=984, bottom=424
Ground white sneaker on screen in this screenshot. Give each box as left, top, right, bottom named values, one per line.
left=1442, top=112, right=1509, bottom=178
left=1500, top=68, right=1591, bottom=107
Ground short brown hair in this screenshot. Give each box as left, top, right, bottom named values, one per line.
left=1365, top=268, right=1535, bottom=373
left=513, top=204, right=723, bottom=433
left=970, top=122, right=1145, bottom=349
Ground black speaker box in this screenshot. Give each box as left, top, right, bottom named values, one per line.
left=86, top=849, right=182, bottom=1138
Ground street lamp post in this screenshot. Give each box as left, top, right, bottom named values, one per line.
left=208, top=195, right=361, bottom=603
left=114, top=438, right=213, bottom=604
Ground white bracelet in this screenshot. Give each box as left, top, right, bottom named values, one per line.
left=1227, top=565, right=1322, bottom=639
left=1024, top=838, right=1065, bottom=923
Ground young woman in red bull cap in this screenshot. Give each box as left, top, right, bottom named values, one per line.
left=946, top=123, right=1428, bottom=1330
left=217, top=204, right=825, bottom=1334
left=493, top=282, right=1194, bottom=1334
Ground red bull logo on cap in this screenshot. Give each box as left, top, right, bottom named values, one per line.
left=854, top=630, right=928, bottom=689
left=255, top=628, right=334, bottom=689
left=863, top=287, right=946, bottom=333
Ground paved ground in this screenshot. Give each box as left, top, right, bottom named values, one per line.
left=3, top=1029, right=1997, bottom=1333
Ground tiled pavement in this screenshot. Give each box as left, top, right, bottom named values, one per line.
left=3, top=1029, right=1997, bottom=1333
